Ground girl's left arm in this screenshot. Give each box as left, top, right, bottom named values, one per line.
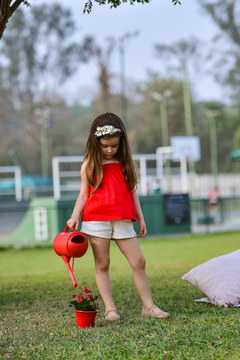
left=133, top=191, right=147, bottom=238
left=67, top=160, right=90, bottom=231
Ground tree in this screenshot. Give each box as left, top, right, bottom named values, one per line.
left=0, top=3, right=92, bottom=174
left=0, top=78, right=17, bottom=167
left=0, top=1, right=29, bottom=40
left=90, top=41, right=114, bottom=108
left=128, top=74, right=187, bottom=154
left=198, top=0, right=240, bottom=47
left=154, top=37, right=204, bottom=158
left=198, top=0, right=240, bottom=100
left=129, top=74, right=238, bottom=173
left=0, top=0, right=181, bottom=40
left=0, top=4, right=92, bottom=101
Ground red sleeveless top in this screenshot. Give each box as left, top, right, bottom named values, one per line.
left=81, top=163, right=137, bottom=222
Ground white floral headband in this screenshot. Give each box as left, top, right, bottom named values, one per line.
left=95, top=125, right=122, bottom=137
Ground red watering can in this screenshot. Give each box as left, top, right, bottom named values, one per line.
left=53, top=225, right=88, bottom=288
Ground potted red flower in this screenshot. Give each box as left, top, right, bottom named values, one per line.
left=70, top=286, right=99, bottom=328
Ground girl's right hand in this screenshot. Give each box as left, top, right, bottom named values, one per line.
left=67, top=217, right=79, bottom=231
left=137, top=218, right=147, bottom=238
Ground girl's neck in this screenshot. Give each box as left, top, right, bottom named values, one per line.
left=102, top=156, right=119, bottom=165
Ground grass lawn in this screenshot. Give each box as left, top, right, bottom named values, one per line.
left=0, top=231, right=240, bottom=359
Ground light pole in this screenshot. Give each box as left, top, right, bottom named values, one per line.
left=205, top=109, right=220, bottom=188
left=182, top=64, right=196, bottom=175
left=151, top=90, right=172, bottom=147
left=152, top=90, right=172, bottom=191
left=183, top=64, right=193, bottom=137
left=106, top=31, right=139, bottom=129
left=35, top=107, right=50, bottom=178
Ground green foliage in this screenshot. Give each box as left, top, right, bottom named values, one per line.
left=200, top=0, right=238, bottom=46
left=70, top=287, right=99, bottom=311
left=83, top=0, right=182, bottom=14
left=155, top=37, right=202, bottom=68
left=70, top=297, right=97, bottom=311
left=199, top=0, right=240, bottom=100
left=70, top=298, right=96, bottom=311
left=150, top=33, right=240, bottom=171
left=83, top=0, right=148, bottom=14
left=0, top=4, right=92, bottom=89
left=23, top=1, right=31, bottom=7
left=194, top=100, right=240, bottom=173
left=129, top=75, right=187, bottom=154
left=0, top=3, right=93, bottom=174
left=83, top=0, right=93, bottom=13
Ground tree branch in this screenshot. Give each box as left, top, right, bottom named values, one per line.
left=0, top=0, right=24, bottom=39
left=10, top=0, right=24, bottom=16
left=0, top=0, right=9, bottom=16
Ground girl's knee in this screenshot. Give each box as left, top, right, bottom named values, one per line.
left=96, top=257, right=110, bottom=272
left=139, top=254, right=146, bottom=269
left=132, top=254, right=146, bottom=270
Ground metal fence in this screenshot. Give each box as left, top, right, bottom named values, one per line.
left=1, top=197, right=240, bottom=244
left=191, top=197, right=240, bottom=233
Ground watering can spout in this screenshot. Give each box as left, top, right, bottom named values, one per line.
left=53, top=226, right=88, bottom=288
left=61, top=255, right=77, bottom=288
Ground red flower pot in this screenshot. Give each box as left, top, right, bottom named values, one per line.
left=74, top=310, right=98, bottom=328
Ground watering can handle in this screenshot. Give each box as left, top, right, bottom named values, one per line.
left=64, top=225, right=78, bottom=233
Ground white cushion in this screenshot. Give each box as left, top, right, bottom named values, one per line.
left=181, top=249, right=240, bottom=307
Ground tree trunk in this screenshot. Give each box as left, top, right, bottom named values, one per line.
left=0, top=0, right=23, bottom=39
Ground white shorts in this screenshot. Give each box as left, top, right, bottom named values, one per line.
left=81, top=220, right=137, bottom=240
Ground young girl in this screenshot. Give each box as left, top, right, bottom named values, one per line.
left=67, top=112, right=170, bottom=321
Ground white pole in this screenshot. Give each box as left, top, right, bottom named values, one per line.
left=0, top=166, right=22, bottom=201
left=139, top=157, right=147, bottom=196
left=181, top=157, right=188, bottom=193
left=156, top=146, right=173, bottom=192
left=52, top=157, right=60, bottom=200
left=156, top=148, right=164, bottom=187
left=14, top=166, right=22, bottom=201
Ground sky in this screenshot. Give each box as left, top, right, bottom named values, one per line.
left=34, top=0, right=221, bottom=104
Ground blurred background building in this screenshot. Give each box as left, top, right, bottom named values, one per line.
left=1, top=0, right=240, bottom=241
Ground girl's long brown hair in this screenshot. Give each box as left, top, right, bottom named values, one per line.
left=84, top=113, right=138, bottom=193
